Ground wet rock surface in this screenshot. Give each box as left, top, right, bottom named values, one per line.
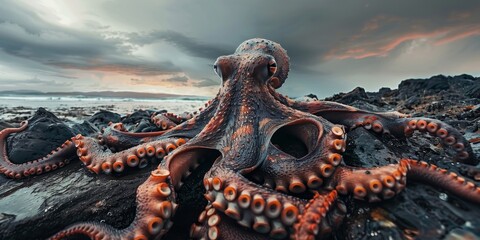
left=1, top=75, right=479, bottom=239
left=6, top=108, right=76, bottom=164
left=324, top=74, right=480, bottom=239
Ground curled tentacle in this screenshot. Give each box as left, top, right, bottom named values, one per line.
left=190, top=204, right=267, bottom=240
left=152, top=112, right=193, bottom=130
left=204, top=166, right=305, bottom=239
left=73, top=134, right=187, bottom=174
left=291, top=100, right=476, bottom=164
left=406, top=159, right=480, bottom=204
left=330, top=161, right=409, bottom=202
left=400, top=118, right=474, bottom=162
left=99, top=122, right=169, bottom=150
left=292, top=191, right=346, bottom=240
left=49, top=167, right=177, bottom=240
left=332, top=159, right=480, bottom=204
left=0, top=121, right=76, bottom=179
left=202, top=166, right=345, bottom=239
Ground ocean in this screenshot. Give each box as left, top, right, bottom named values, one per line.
left=0, top=95, right=208, bottom=123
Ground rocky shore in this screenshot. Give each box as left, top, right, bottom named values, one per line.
left=0, top=74, right=479, bottom=239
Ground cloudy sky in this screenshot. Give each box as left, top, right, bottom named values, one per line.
left=1, top=0, right=479, bottom=97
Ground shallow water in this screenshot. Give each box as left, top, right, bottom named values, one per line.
left=0, top=95, right=207, bottom=122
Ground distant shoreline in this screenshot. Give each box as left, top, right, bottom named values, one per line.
left=0, top=96, right=206, bottom=124
left=0, top=90, right=210, bottom=101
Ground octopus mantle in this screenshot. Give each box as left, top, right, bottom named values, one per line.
left=0, top=38, right=479, bottom=240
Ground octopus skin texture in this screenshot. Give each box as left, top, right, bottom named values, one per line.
left=0, top=38, right=479, bottom=240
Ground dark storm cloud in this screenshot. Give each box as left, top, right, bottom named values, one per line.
left=0, top=77, right=73, bottom=88
left=238, top=1, right=480, bottom=65
left=0, top=2, right=182, bottom=77
left=129, top=31, right=231, bottom=60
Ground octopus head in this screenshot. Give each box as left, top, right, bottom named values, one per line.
left=213, top=38, right=289, bottom=90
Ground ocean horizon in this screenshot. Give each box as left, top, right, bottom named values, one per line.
left=0, top=94, right=208, bottom=122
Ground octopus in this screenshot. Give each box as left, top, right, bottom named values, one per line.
left=0, top=38, right=479, bottom=240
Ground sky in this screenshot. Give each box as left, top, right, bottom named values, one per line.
left=0, top=0, right=479, bottom=98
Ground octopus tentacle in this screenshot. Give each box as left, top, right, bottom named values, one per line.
left=356, top=116, right=474, bottom=163
left=73, top=134, right=187, bottom=174
left=292, top=191, right=346, bottom=240
left=459, top=164, right=480, bottom=181
left=189, top=204, right=211, bottom=239
left=152, top=111, right=194, bottom=130
left=406, top=159, right=480, bottom=204
left=332, top=159, right=480, bottom=204
left=0, top=121, right=76, bottom=179
left=330, top=161, right=409, bottom=202
left=190, top=204, right=267, bottom=240
left=101, top=100, right=217, bottom=150
left=204, top=166, right=306, bottom=239
left=99, top=122, right=169, bottom=150
left=292, top=100, right=476, bottom=164
left=205, top=166, right=347, bottom=239
left=49, top=168, right=177, bottom=240
left=400, top=118, right=473, bottom=162
left=152, top=113, right=180, bottom=130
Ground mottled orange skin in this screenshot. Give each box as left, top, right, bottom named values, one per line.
left=0, top=39, right=479, bottom=240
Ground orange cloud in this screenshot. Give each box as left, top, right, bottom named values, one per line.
left=50, top=62, right=180, bottom=76
left=326, top=14, right=480, bottom=60
left=434, top=27, right=480, bottom=45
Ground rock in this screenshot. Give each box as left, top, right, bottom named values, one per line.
left=6, top=108, right=75, bottom=164
left=378, top=87, right=392, bottom=96
left=121, top=110, right=158, bottom=132
left=131, top=119, right=158, bottom=132
left=88, top=110, right=121, bottom=130
left=0, top=162, right=146, bottom=240
left=325, top=87, right=369, bottom=104
left=305, top=93, right=318, bottom=100
left=71, top=120, right=100, bottom=136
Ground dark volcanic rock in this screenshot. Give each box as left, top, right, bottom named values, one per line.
left=325, top=87, right=369, bottom=104
left=324, top=87, right=390, bottom=111
left=305, top=93, right=319, bottom=100
left=121, top=110, right=153, bottom=125
left=121, top=109, right=158, bottom=132
left=88, top=110, right=121, bottom=130
left=71, top=120, right=100, bottom=136
left=0, top=162, right=148, bottom=240
left=323, top=74, right=480, bottom=239
left=6, top=108, right=75, bottom=164
left=324, top=74, right=480, bottom=118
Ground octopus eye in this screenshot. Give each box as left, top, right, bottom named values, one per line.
left=268, top=59, right=277, bottom=76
